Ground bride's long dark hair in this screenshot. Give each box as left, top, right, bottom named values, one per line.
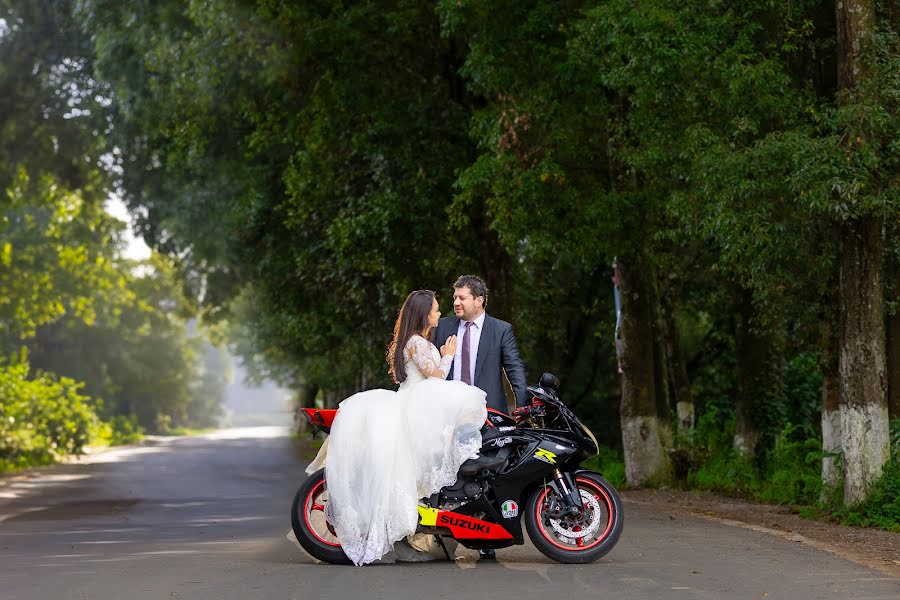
left=387, top=290, right=436, bottom=384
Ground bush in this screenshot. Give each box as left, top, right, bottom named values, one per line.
left=753, top=424, right=822, bottom=505
left=680, top=407, right=756, bottom=494
left=581, top=446, right=626, bottom=488
left=0, top=361, right=100, bottom=471
left=829, top=461, right=900, bottom=532
left=91, top=414, right=144, bottom=447
left=823, top=419, right=900, bottom=532
left=683, top=412, right=821, bottom=503
left=687, top=450, right=758, bottom=495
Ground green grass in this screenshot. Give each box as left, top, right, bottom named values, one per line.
left=160, top=426, right=217, bottom=437
left=581, top=446, right=626, bottom=488
left=808, top=421, right=900, bottom=532
left=684, top=419, right=900, bottom=532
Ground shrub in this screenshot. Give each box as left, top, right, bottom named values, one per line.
left=830, top=461, right=900, bottom=532
left=824, top=419, right=900, bottom=531
left=684, top=419, right=822, bottom=503
left=581, top=446, right=626, bottom=488
left=0, top=361, right=100, bottom=471
left=687, top=450, right=758, bottom=495
left=753, top=424, right=823, bottom=505
left=91, top=414, right=144, bottom=447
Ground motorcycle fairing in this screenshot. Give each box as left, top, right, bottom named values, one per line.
left=417, top=506, right=513, bottom=541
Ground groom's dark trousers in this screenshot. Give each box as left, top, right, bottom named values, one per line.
left=433, top=314, right=528, bottom=414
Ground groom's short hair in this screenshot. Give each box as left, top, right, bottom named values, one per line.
left=454, top=275, right=488, bottom=308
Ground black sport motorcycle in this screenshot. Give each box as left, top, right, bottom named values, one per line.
left=291, top=372, right=624, bottom=564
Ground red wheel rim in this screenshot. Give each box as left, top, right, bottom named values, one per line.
left=534, top=476, right=615, bottom=552
left=302, top=479, right=341, bottom=547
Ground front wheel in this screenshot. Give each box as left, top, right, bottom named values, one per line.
left=290, top=468, right=352, bottom=565
left=525, top=471, right=624, bottom=564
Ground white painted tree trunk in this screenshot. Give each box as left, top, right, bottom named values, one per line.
left=621, top=415, right=670, bottom=485
left=733, top=430, right=757, bottom=457
left=820, top=406, right=842, bottom=496
left=618, top=255, right=672, bottom=486
left=840, top=403, right=890, bottom=504
left=676, top=401, right=694, bottom=433
left=837, top=216, right=889, bottom=505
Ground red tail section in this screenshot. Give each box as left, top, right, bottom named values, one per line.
left=300, top=408, right=338, bottom=429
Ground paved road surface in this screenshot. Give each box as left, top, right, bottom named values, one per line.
left=0, top=428, right=897, bottom=599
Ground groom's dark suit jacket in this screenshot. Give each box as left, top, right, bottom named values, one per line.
left=433, top=314, right=528, bottom=413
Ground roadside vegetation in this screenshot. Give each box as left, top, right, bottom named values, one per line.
left=0, top=4, right=229, bottom=473
left=586, top=417, right=900, bottom=532
left=2, top=1, right=898, bottom=532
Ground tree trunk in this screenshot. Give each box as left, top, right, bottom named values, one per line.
left=481, top=224, right=515, bottom=322
left=819, top=312, right=842, bottom=498
left=733, top=294, right=768, bottom=457
left=888, top=308, right=900, bottom=420
left=835, top=0, right=891, bottom=505
left=651, top=275, right=674, bottom=448
left=661, top=295, right=694, bottom=436
left=292, top=384, right=319, bottom=434
left=838, top=218, right=890, bottom=504
left=836, top=0, right=874, bottom=91
left=618, top=254, right=672, bottom=486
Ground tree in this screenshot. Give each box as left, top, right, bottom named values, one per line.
left=82, top=0, right=505, bottom=399
left=833, top=0, right=895, bottom=504
left=1, top=1, right=227, bottom=438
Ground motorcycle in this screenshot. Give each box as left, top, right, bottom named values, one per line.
left=291, top=372, right=623, bottom=564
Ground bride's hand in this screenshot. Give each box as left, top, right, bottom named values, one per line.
left=440, top=335, right=457, bottom=357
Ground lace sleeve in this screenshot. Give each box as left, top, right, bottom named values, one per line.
left=406, top=336, right=453, bottom=379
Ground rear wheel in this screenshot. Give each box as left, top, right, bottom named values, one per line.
left=290, top=468, right=352, bottom=564
left=525, top=471, right=623, bottom=564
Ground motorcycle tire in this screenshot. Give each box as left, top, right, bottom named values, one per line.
left=525, top=471, right=624, bottom=564
left=291, top=468, right=353, bottom=565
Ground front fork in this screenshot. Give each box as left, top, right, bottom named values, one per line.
left=544, top=469, right=584, bottom=519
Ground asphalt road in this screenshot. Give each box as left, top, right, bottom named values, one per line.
left=0, top=427, right=897, bottom=600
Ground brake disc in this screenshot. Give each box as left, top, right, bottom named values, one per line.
left=548, top=489, right=602, bottom=540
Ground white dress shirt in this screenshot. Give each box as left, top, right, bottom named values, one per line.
left=453, top=311, right=486, bottom=384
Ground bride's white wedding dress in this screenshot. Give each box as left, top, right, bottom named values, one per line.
left=321, top=335, right=487, bottom=565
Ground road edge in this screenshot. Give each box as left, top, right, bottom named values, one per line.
left=623, top=497, right=900, bottom=579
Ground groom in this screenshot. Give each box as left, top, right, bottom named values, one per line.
left=433, top=275, right=528, bottom=562
left=433, top=275, right=528, bottom=414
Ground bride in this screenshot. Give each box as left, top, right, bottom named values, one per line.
left=320, top=290, right=487, bottom=565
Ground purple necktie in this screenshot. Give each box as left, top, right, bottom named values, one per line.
left=461, top=321, right=473, bottom=385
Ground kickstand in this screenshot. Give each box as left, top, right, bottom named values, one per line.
left=435, top=535, right=452, bottom=561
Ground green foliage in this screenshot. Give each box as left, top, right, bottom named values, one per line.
left=0, top=359, right=100, bottom=471
left=98, top=415, right=144, bottom=446
left=83, top=0, right=491, bottom=392
left=817, top=420, right=900, bottom=531
left=161, top=426, right=215, bottom=437
left=753, top=425, right=823, bottom=505
left=0, top=168, right=126, bottom=344
left=780, top=354, right=823, bottom=441
left=827, top=465, right=900, bottom=532
left=685, top=413, right=822, bottom=505
left=581, top=446, right=626, bottom=489
left=7, top=0, right=888, bottom=521
left=0, top=2, right=228, bottom=457
left=893, top=419, right=900, bottom=464
left=686, top=410, right=758, bottom=495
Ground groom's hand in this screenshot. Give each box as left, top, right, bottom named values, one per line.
left=440, top=335, right=457, bottom=357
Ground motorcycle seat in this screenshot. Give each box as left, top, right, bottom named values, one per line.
left=458, top=453, right=506, bottom=476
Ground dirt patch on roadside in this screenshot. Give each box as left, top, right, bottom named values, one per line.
left=623, top=488, right=900, bottom=578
